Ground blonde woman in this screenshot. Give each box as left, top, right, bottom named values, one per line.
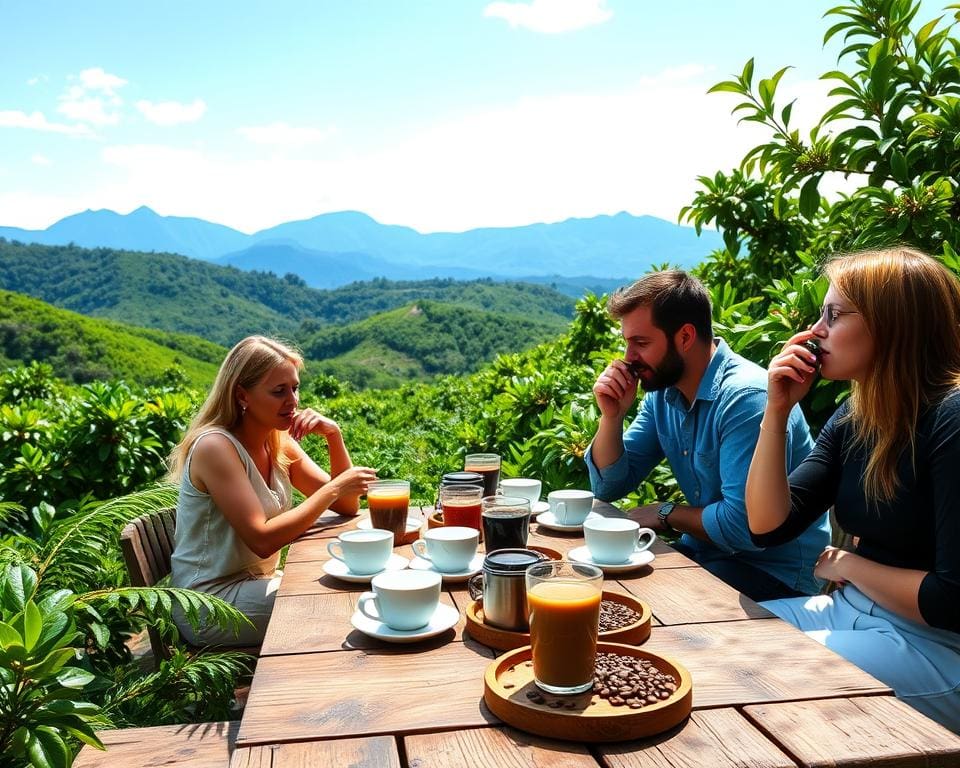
left=167, top=336, right=377, bottom=646
left=746, top=248, right=960, bottom=732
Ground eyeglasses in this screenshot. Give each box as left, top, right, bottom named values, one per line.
left=820, top=304, right=859, bottom=328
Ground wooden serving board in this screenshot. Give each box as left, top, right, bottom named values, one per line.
left=465, top=591, right=651, bottom=651
left=484, top=642, right=692, bottom=742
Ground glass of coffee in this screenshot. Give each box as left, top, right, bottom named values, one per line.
left=439, top=484, right=483, bottom=532
left=481, top=495, right=531, bottom=552
left=464, top=453, right=501, bottom=497
left=367, top=479, right=410, bottom=546
left=526, top=560, right=603, bottom=695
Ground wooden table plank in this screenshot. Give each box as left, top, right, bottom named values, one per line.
left=230, top=735, right=400, bottom=767
left=75, top=722, right=238, bottom=768
left=598, top=708, right=795, bottom=767
left=404, top=726, right=600, bottom=767
left=743, top=696, right=960, bottom=767
left=643, top=620, right=889, bottom=709
left=261, top=591, right=466, bottom=656
left=617, top=564, right=773, bottom=625
left=236, top=642, right=497, bottom=746
left=278, top=544, right=418, bottom=597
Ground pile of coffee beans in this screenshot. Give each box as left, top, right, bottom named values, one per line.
left=598, top=599, right=642, bottom=632
left=592, top=652, right=678, bottom=708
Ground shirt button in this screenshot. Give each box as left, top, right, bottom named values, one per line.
left=682, top=450, right=688, bottom=456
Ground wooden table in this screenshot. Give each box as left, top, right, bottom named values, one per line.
left=230, top=503, right=960, bottom=767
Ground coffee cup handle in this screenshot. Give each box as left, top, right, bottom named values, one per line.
left=635, top=527, right=658, bottom=552
left=411, top=539, right=430, bottom=561
left=357, top=591, right=380, bottom=622
left=327, top=541, right=345, bottom=562
left=467, top=573, right=483, bottom=601
left=555, top=501, right=566, bottom=521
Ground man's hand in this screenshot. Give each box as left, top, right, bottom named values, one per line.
left=593, top=360, right=639, bottom=422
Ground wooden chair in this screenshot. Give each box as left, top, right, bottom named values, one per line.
left=119, top=508, right=259, bottom=665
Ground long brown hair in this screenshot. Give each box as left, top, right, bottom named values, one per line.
left=167, top=336, right=304, bottom=483
left=825, top=248, right=960, bottom=501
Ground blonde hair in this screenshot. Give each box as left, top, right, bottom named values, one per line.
left=167, top=336, right=304, bottom=483
left=825, top=247, right=960, bottom=501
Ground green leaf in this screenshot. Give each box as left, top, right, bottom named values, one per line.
left=55, top=666, right=95, bottom=689
left=23, top=600, right=42, bottom=650
left=799, top=175, right=822, bottom=219
left=741, top=57, right=754, bottom=87
left=2, top=564, right=38, bottom=613
left=890, top=151, right=908, bottom=182
left=29, top=726, right=70, bottom=768
left=0, top=619, right=23, bottom=649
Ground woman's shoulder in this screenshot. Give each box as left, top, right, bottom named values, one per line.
left=190, top=429, right=247, bottom=469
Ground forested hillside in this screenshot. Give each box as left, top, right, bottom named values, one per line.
left=0, top=290, right=225, bottom=385
left=304, top=299, right=566, bottom=389
left=0, top=240, right=575, bottom=346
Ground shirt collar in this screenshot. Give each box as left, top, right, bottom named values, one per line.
left=664, top=338, right=729, bottom=409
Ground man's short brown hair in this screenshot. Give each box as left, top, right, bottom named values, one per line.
left=607, top=270, right=713, bottom=343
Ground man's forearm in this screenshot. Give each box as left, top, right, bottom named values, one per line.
left=663, top=505, right=707, bottom=540
left=591, top=414, right=626, bottom=469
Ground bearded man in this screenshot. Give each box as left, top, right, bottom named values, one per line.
left=586, top=270, right=829, bottom=600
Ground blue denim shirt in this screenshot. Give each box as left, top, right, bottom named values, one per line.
left=585, top=339, right=829, bottom=595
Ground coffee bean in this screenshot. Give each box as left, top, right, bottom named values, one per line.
left=598, top=600, right=643, bottom=632
left=592, top=652, right=679, bottom=708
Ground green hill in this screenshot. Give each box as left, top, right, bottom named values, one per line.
left=0, top=240, right=575, bottom=347
left=0, top=290, right=225, bottom=387
left=303, top=299, right=565, bottom=389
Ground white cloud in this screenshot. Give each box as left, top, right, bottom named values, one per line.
left=0, top=110, right=91, bottom=136
left=31, top=154, right=52, bottom=166
left=484, top=0, right=612, bottom=34
left=237, top=121, right=334, bottom=147
left=136, top=99, right=207, bottom=126
left=78, top=67, right=127, bottom=96
left=26, top=75, right=49, bottom=86
left=57, top=68, right=126, bottom=126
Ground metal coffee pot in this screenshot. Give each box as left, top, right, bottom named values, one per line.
left=467, top=548, right=547, bottom=631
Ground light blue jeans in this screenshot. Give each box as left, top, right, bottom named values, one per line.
left=763, top=585, right=960, bottom=734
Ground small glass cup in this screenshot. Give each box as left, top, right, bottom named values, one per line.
left=481, top=495, right=531, bottom=552
left=464, top=453, right=501, bottom=497
left=367, top=479, right=410, bottom=546
left=440, top=484, right=483, bottom=532
left=525, top=560, right=603, bottom=695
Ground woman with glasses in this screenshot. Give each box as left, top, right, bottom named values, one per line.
left=745, top=248, right=960, bottom=732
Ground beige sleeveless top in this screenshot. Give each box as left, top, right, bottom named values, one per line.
left=171, top=428, right=291, bottom=591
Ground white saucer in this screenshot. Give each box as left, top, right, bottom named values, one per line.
left=408, top=553, right=483, bottom=582
left=535, top=510, right=603, bottom=532
left=322, top=553, right=410, bottom=583
left=357, top=515, right=422, bottom=534
left=350, top=602, right=459, bottom=643
left=568, top=545, right=655, bottom=572
left=530, top=500, right=549, bottom=516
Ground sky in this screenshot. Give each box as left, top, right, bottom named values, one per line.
left=0, top=0, right=946, bottom=234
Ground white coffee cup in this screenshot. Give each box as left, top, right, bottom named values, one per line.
left=357, top=570, right=442, bottom=630
left=499, top=478, right=542, bottom=504
left=327, top=529, right=393, bottom=575
left=548, top=489, right=594, bottom=526
left=583, top=517, right=657, bottom=564
left=411, top=526, right=479, bottom=573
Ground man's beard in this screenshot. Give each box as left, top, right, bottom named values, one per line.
left=637, top=339, right=685, bottom=392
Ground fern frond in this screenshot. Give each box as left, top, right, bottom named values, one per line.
left=37, top=485, right=178, bottom=591
left=77, top=586, right=252, bottom=637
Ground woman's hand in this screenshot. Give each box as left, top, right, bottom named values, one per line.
left=289, top=408, right=341, bottom=441
left=328, top=466, right=378, bottom=498
left=814, top=546, right=852, bottom=584
left=767, top=331, right=820, bottom=417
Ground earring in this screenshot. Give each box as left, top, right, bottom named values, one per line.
left=240, top=403, right=247, bottom=415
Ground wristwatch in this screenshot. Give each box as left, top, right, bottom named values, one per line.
left=657, top=502, right=676, bottom=533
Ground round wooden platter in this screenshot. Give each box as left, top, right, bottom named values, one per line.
left=483, top=642, right=692, bottom=742
left=465, top=591, right=651, bottom=651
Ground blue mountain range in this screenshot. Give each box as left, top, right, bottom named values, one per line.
left=0, top=207, right=722, bottom=289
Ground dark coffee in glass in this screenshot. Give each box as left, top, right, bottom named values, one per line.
left=481, top=496, right=531, bottom=552
left=464, top=454, right=501, bottom=497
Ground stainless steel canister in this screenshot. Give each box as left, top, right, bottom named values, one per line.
left=467, top=548, right=547, bottom=631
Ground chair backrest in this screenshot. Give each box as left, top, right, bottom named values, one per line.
left=120, top=507, right=177, bottom=587
left=120, top=508, right=177, bottom=663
